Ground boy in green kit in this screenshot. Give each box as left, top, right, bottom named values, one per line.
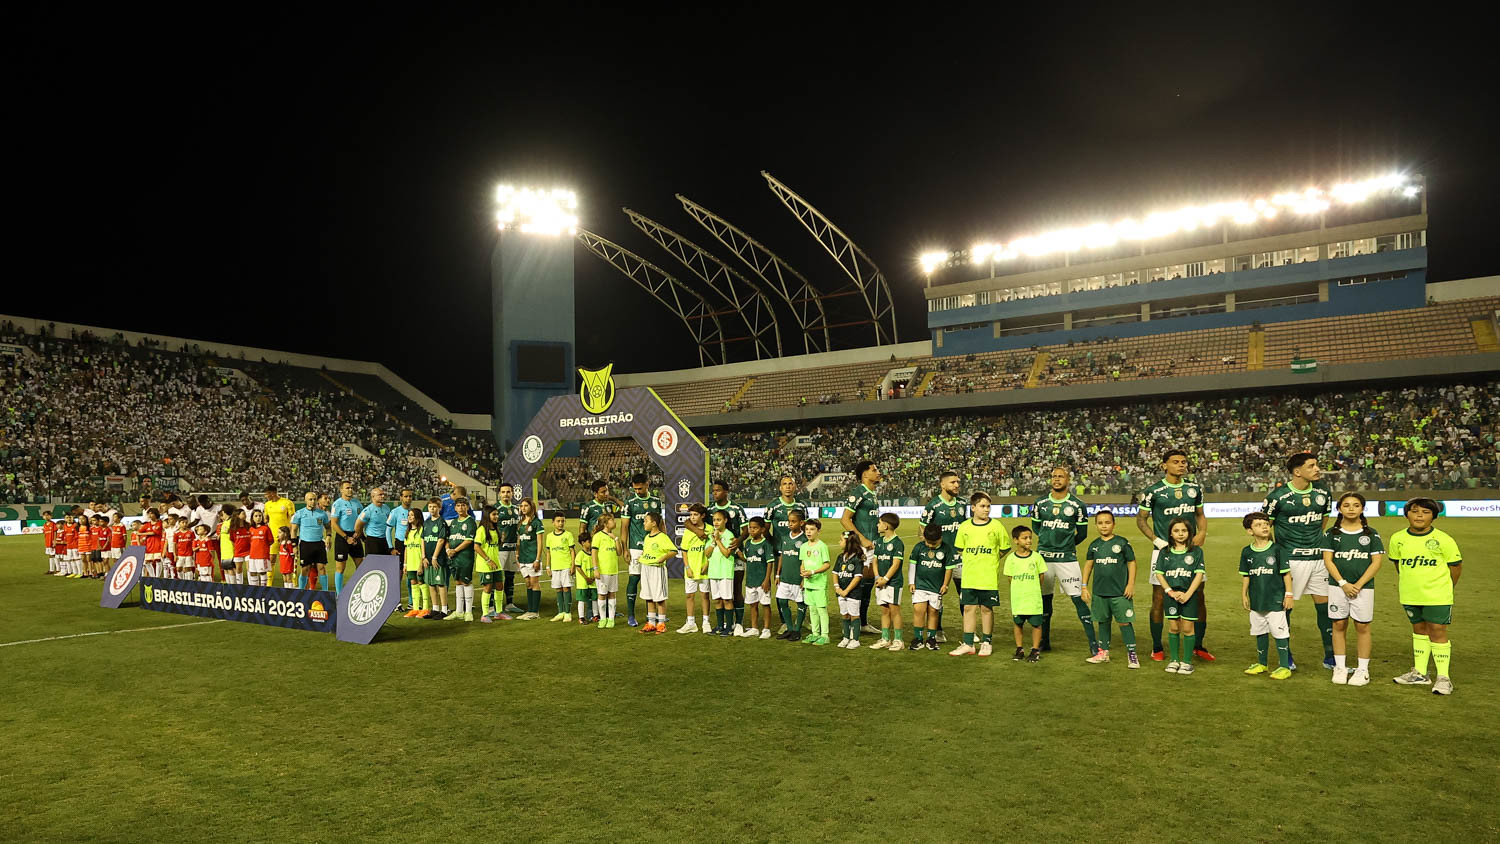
left=542, top=512, right=577, bottom=622
left=798, top=519, right=832, bottom=645
left=1006, top=526, right=1046, bottom=662
left=1239, top=512, right=1293, bottom=679
left=1082, top=509, right=1139, bottom=668
left=908, top=523, right=955, bottom=651
left=949, top=492, right=1011, bottom=657
left=420, top=498, right=450, bottom=618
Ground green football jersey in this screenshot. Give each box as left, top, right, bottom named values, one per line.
left=1004, top=552, right=1046, bottom=615
left=1387, top=527, right=1462, bottom=605
left=707, top=500, right=746, bottom=536
left=625, top=493, right=662, bottom=551
left=494, top=503, right=519, bottom=551
left=742, top=537, right=772, bottom=585
left=544, top=529, right=576, bottom=571
left=909, top=542, right=955, bottom=593
left=844, top=483, right=880, bottom=543
left=1323, top=527, right=1384, bottom=589
left=639, top=531, right=677, bottom=567
left=1030, top=493, right=1088, bottom=563
left=580, top=497, right=619, bottom=534
left=1136, top=478, right=1204, bottom=543
left=834, top=552, right=863, bottom=591
left=516, top=516, right=542, bottom=565
left=706, top=529, right=736, bottom=580
left=954, top=518, right=1011, bottom=591
left=767, top=496, right=809, bottom=553
left=1156, top=547, right=1205, bottom=592
left=920, top=494, right=967, bottom=550
left=1261, top=481, right=1331, bottom=552
left=873, top=535, right=904, bottom=583
left=799, top=540, right=830, bottom=591
left=1085, top=536, right=1135, bottom=597
left=447, top=515, right=478, bottom=562
left=777, top=531, right=807, bottom=584
left=1239, top=543, right=1288, bottom=613
left=420, top=519, right=449, bottom=562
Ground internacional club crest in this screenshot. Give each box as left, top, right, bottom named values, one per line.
left=579, top=364, right=615, bottom=415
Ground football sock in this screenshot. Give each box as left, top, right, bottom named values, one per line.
left=1167, top=632, right=1180, bottom=662
left=1314, top=602, right=1334, bottom=658
left=881, top=627, right=892, bottom=642
left=410, top=584, right=420, bottom=607
left=734, top=606, right=744, bottom=626
left=1180, top=635, right=1193, bottom=666
left=528, top=589, right=540, bottom=614
left=1098, top=621, right=1112, bottom=651
left=578, top=599, right=587, bottom=618
left=1275, top=637, right=1290, bottom=668
left=1040, top=594, right=1054, bottom=645
left=503, top=571, right=515, bottom=605
left=1195, top=619, right=1207, bottom=650
left=859, top=588, right=871, bottom=626
left=626, top=574, right=639, bottom=615
left=1412, top=633, right=1431, bottom=674
left=334, top=572, right=344, bottom=594
left=1334, top=653, right=1346, bottom=670
left=318, top=575, right=328, bottom=591
left=420, top=585, right=432, bottom=611
left=1071, top=595, right=1097, bottom=649
left=1120, top=624, right=1136, bottom=652
left=963, top=632, right=975, bottom=646
left=981, top=632, right=992, bottom=644
left=1431, top=641, right=1451, bottom=677
left=1150, top=617, right=1164, bottom=651
left=701, top=615, right=710, bottom=629
left=817, top=607, right=829, bottom=637
left=1357, top=657, right=1369, bottom=671
left=299, top=574, right=308, bottom=588
left=1256, top=633, right=1270, bottom=665
left=794, top=603, right=806, bottom=633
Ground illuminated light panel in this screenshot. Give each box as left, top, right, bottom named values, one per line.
left=495, top=185, right=579, bottom=235
left=927, top=172, right=1418, bottom=267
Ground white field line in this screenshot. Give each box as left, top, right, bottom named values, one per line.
left=0, top=619, right=226, bottom=648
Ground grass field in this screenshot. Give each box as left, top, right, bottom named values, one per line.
left=2, top=516, right=1496, bottom=842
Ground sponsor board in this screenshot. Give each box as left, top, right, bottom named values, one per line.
left=0, top=520, right=20, bottom=536
left=139, top=577, right=338, bottom=633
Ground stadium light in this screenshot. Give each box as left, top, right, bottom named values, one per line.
left=927, top=172, right=1419, bottom=268
left=495, top=185, right=579, bottom=236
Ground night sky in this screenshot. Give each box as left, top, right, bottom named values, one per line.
left=15, top=8, right=1492, bottom=414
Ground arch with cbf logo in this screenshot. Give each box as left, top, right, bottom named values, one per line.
left=502, top=367, right=708, bottom=575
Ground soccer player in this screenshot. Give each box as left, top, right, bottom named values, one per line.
left=623, top=474, right=663, bottom=627
left=708, top=480, right=749, bottom=635
left=638, top=511, right=678, bottom=633
left=1262, top=452, right=1334, bottom=670
left=593, top=511, right=624, bottom=628
left=869, top=513, right=905, bottom=650
left=1031, top=466, right=1094, bottom=654
left=580, top=480, right=622, bottom=534
left=774, top=507, right=808, bottom=641
left=420, top=497, right=451, bottom=617
left=1322, top=492, right=1384, bottom=686
left=678, top=504, right=710, bottom=633
left=541, top=511, right=576, bottom=622
left=949, top=491, right=1011, bottom=656
left=1239, top=512, right=1293, bottom=679
left=908, top=524, right=954, bottom=651
left=1137, top=449, right=1211, bottom=662
left=767, top=475, right=809, bottom=635
left=840, top=460, right=882, bottom=635
left=833, top=532, right=866, bottom=648
left=228, top=509, right=251, bottom=585
left=494, top=484, right=522, bottom=615
left=573, top=531, right=597, bottom=625
left=706, top=509, right=737, bottom=636
left=798, top=519, right=832, bottom=646
left=515, top=498, right=544, bottom=619
left=1082, top=509, right=1139, bottom=668
left=263, top=486, right=296, bottom=587
left=1005, top=526, right=1046, bottom=662
left=918, top=471, right=966, bottom=643
left=276, top=527, right=296, bottom=590
left=445, top=498, right=479, bottom=621
left=1389, top=498, right=1462, bottom=695
left=108, top=512, right=126, bottom=569
left=740, top=517, right=775, bottom=639
left=247, top=509, right=274, bottom=586
left=137, top=509, right=162, bottom=580
left=330, top=481, right=365, bottom=594
left=474, top=506, right=502, bottom=622
left=1154, top=517, right=1205, bottom=675
left=386, top=489, right=414, bottom=600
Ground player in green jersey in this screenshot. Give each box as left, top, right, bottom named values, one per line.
left=445, top=498, right=479, bottom=622
left=840, top=460, right=883, bottom=635
left=740, top=517, right=775, bottom=638
left=1262, top=452, right=1334, bottom=670
left=580, top=480, right=622, bottom=534
left=678, top=504, right=711, bottom=633
left=706, top=510, right=738, bottom=636
left=767, top=475, right=810, bottom=635
left=919, top=470, right=966, bottom=643
left=592, top=511, right=625, bottom=628
left=908, top=524, right=954, bottom=650
left=623, top=473, right=663, bottom=627
left=949, top=492, right=1012, bottom=657
left=420, top=497, right=451, bottom=617
left=1239, top=512, right=1293, bottom=679
left=1031, top=466, right=1093, bottom=654
left=542, top=512, right=578, bottom=622
left=637, top=511, right=678, bottom=633
left=1005, top=526, right=1046, bottom=662
left=573, top=531, right=597, bottom=625
left=774, top=507, right=809, bottom=641
left=1389, top=498, right=1463, bottom=695
left=495, top=483, right=522, bottom=616
left=833, top=532, right=866, bottom=648
left=798, top=519, right=833, bottom=645
left=1154, top=517, right=1205, bottom=675
left=869, top=514, right=906, bottom=650
left=515, top=497, right=545, bottom=619
left=709, top=480, right=749, bottom=634
left=1322, top=492, right=1384, bottom=686
left=1081, top=509, right=1139, bottom=668
left=474, top=506, right=503, bottom=622
left=1136, top=450, right=1211, bottom=662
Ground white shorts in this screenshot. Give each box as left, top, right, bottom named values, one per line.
left=176, top=556, right=194, bottom=568
left=248, top=558, right=268, bottom=573
left=520, top=562, right=541, bottom=579
left=639, top=565, right=668, bottom=602
left=709, top=579, right=734, bottom=600
left=629, top=548, right=643, bottom=576
left=1325, top=587, right=1374, bottom=623
left=1042, top=561, right=1083, bottom=597
left=46, top=547, right=54, bottom=557
left=1288, top=558, right=1328, bottom=600
left=912, top=589, right=943, bottom=609
left=107, top=548, right=121, bottom=560
left=876, top=584, right=901, bottom=606
left=196, top=566, right=214, bottom=579
left=837, top=596, right=861, bottom=616
left=744, top=585, right=772, bottom=605
left=596, top=573, right=619, bottom=594
left=233, top=556, right=246, bottom=564
left=775, top=582, right=803, bottom=602
left=143, top=552, right=158, bottom=562
left=498, top=550, right=518, bottom=573
left=684, top=578, right=709, bottom=595
left=1248, top=609, right=1290, bottom=638
left=550, top=569, right=572, bottom=589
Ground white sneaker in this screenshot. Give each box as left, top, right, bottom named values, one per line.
left=889, top=639, right=905, bottom=651
left=846, top=638, right=860, bottom=649
left=1331, top=667, right=1349, bottom=685
left=860, top=624, right=880, bottom=635
left=948, top=643, right=975, bottom=656
left=869, top=639, right=889, bottom=650
left=776, top=624, right=788, bottom=634
left=935, top=631, right=948, bottom=643
left=1392, top=670, right=1431, bottom=685
left=978, top=642, right=993, bottom=657
left=741, top=627, right=757, bottom=638
left=1086, top=649, right=1111, bottom=664
left=676, top=622, right=698, bottom=634
left=759, top=628, right=773, bottom=639
left=1432, top=675, right=1454, bottom=695
left=1165, top=661, right=1181, bottom=674
left=836, top=638, right=850, bottom=648
left=733, top=624, right=745, bottom=637
left=1178, top=664, right=1195, bottom=675
left=701, top=624, right=714, bottom=634
left=1348, top=667, right=1370, bottom=686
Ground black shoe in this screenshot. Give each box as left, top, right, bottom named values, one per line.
left=926, top=639, right=939, bottom=651
left=1026, top=648, right=1042, bottom=663
left=789, top=631, right=803, bottom=642
left=1012, top=647, right=1025, bottom=661
left=776, top=630, right=792, bottom=640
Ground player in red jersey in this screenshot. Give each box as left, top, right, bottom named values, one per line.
left=277, top=527, right=297, bottom=588
left=246, top=510, right=274, bottom=587
left=91, top=517, right=110, bottom=577
left=51, top=518, right=68, bottom=575
left=171, top=516, right=194, bottom=579
left=109, top=513, right=127, bottom=561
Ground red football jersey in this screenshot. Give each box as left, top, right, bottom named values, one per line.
left=64, top=523, right=78, bottom=549
left=248, top=525, right=273, bottom=559
left=138, top=521, right=164, bottom=554
left=43, top=522, right=56, bottom=545
left=110, top=524, right=126, bottom=549
left=232, top=526, right=252, bottom=557
left=193, top=536, right=217, bottom=566
left=76, top=526, right=96, bottom=553
left=175, top=530, right=196, bottom=557
left=93, top=526, right=109, bottom=549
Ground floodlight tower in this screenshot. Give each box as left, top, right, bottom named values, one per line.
left=491, top=186, right=578, bottom=453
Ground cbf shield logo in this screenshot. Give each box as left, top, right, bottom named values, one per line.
left=579, top=364, right=615, bottom=415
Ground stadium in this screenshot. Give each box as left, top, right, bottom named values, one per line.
left=7, top=13, right=1499, bottom=842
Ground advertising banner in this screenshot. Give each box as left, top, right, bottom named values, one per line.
left=0, top=520, right=20, bottom=536
left=139, top=578, right=337, bottom=634
left=100, top=545, right=146, bottom=609
left=336, top=554, right=401, bottom=645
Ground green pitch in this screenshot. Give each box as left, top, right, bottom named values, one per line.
left=2, top=516, right=1495, bottom=841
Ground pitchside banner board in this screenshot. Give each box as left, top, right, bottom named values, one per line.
left=503, top=374, right=709, bottom=579
left=101, top=545, right=146, bottom=609
left=138, top=578, right=338, bottom=634
left=336, top=554, right=402, bottom=645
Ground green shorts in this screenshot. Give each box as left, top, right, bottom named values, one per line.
left=1092, top=595, right=1135, bottom=623
left=1164, top=596, right=1197, bottom=622
left=1013, top=613, right=1044, bottom=627
left=448, top=554, right=475, bottom=583
left=478, top=570, right=502, bottom=586
left=1403, top=604, right=1452, bottom=625
left=959, top=588, right=999, bottom=608
left=423, top=564, right=450, bottom=588
left=405, top=568, right=423, bottom=583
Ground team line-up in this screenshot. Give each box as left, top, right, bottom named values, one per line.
left=42, top=452, right=1462, bottom=694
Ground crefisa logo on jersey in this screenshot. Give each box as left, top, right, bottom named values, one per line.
left=521, top=435, right=544, bottom=464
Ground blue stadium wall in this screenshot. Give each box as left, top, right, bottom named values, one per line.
left=491, top=233, right=575, bottom=452
left=929, top=250, right=1426, bottom=356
